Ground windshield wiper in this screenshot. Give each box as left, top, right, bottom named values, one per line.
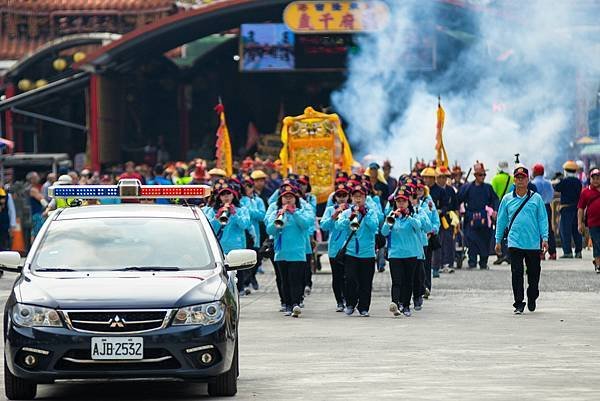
left=113, top=266, right=181, bottom=271
left=35, top=268, right=76, bottom=272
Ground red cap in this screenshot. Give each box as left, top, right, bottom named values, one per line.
left=217, top=183, right=235, bottom=196
left=532, top=163, right=544, bottom=177
left=279, top=184, right=298, bottom=198
left=334, top=184, right=350, bottom=195
left=351, top=184, right=367, bottom=195
left=394, top=186, right=412, bottom=201
left=513, top=166, right=529, bottom=178
left=590, top=168, right=600, bottom=177
left=298, top=175, right=310, bottom=185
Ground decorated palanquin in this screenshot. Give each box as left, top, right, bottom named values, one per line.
left=279, top=107, right=354, bottom=204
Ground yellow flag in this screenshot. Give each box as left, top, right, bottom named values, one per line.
left=435, top=98, right=448, bottom=167
left=215, top=103, right=233, bottom=176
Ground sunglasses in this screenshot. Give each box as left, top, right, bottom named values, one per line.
left=475, top=173, right=486, bottom=177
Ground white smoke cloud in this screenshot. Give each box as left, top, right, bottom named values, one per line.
left=332, top=0, right=600, bottom=175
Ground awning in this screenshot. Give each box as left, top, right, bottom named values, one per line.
left=0, top=72, right=90, bottom=112
left=580, top=144, right=600, bottom=156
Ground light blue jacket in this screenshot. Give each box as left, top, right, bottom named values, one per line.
left=414, top=205, right=432, bottom=259
left=320, top=204, right=350, bottom=258
left=303, top=198, right=316, bottom=255
left=531, top=176, right=554, bottom=205
left=380, top=212, right=423, bottom=259
left=266, top=204, right=314, bottom=262
left=205, top=206, right=251, bottom=254
left=420, top=195, right=440, bottom=234
left=241, top=195, right=266, bottom=248
left=495, top=190, right=549, bottom=250
left=335, top=206, right=379, bottom=258
left=327, top=193, right=383, bottom=223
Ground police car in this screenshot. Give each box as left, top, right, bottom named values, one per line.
left=0, top=180, right=256, bottom=399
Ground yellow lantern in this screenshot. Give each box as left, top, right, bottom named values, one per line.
left=18, top=79, right=33, bottom=92
left=72, top=52, right=86, bottom=63
left=52, top=58, right=67, bottom=71
left=35, top=79, right=48, bottom=89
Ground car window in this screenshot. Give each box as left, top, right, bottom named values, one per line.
left=32, top=218, right=214, bottom=271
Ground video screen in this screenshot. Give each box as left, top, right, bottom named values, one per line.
left=240, top=24, right=295, bottom=71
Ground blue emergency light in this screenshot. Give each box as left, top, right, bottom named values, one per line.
left=49, top=179, right=211, bottom=200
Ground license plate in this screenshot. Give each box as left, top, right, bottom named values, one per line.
left=91, top=337, right=143, bottom=360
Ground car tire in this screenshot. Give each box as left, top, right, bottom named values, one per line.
left=207, top=339, right=238, bottom=397
left=4, top=360, right=37, bottom=400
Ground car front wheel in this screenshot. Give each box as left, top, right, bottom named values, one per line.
left=207, top=340, right=238, bottom=397
left=4, top=360, right=37, bottom=400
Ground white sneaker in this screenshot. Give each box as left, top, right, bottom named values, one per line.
left=304, top=286, right=311, bottom=296
left=292, top=305, right=302, bottom=318
left=389, top=302, right=401, bottom=316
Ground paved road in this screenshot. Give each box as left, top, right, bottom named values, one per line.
left=1, top=253, right=599, bottom=400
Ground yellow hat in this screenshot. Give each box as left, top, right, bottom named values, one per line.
left=207, top=168, right=227, bottom=177
left=250, top=170, right=267, bottom=180
left=421, top=167, right=436, bottom=177
left=0, top=188, right=6, bottom=197
left=562, top=160, right=578, bottom=172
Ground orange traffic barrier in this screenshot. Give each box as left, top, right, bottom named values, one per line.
left=11, top=217, right=26, bottom=255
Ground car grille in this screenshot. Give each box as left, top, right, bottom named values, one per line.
left=63, top=310, right=170, bottom=333
left=55, top=349, right=180, bottom=371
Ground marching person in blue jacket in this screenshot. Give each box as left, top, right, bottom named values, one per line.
left=381, top=187, right=423, bottom=317
left=240, top=177, right=266, bottom=292
left=298, top=175, right=317, bottom=297
left=267, top=173, right=299, bottom=205
left=495, top=165, right=549, bottom=314
left=409, top=180, right=433, bottom=310
left=204, top=183, right=251, bottom=294
left=417, top=178, right=440, bottom=297
left=320, top=183, right=351, bottom=312
left=335, top=184, right=379, bottom=317
left=266, top=183, right=314, bottom=318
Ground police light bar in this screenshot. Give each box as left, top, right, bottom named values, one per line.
left=49, top=179, right=211, bottom=199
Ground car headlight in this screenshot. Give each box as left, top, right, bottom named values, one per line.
left=172, top=301, right=225, bottom=326
left=12, top=303, right=62, bottom=328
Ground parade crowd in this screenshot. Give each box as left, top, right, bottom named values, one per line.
left=6, top=156, right=600, bottom=315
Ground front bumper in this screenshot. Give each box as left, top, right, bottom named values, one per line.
left=5, top=319, right=236, bottom=383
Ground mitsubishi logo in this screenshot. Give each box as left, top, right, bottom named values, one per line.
left=109, top=315, right=126, bottom=328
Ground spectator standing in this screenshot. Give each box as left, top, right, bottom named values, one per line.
left=554, top=160, right=583, bottom=258
left=577, top=168, right=600, bottom=273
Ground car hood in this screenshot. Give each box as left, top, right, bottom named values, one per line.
left=15, top=271, right=225, bottom=309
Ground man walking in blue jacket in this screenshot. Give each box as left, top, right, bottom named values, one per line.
left=495, top=166, right=549, bottom=315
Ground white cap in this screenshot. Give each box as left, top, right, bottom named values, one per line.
left=57, top=175, right=73, bottom=185
left=497, top=161, right=509, bottom=172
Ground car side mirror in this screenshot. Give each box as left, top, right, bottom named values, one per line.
left=225, top=250, right=256, bottom=271
left=0, top=251, right=22, bottom=273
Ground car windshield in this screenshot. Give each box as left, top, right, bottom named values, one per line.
left=32, top=217, right=214, bottom=272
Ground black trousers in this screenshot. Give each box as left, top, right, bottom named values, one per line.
left=413, top=259, right=425, bottom=299
left=236, top=269, right=247, bottom=293
left=389, top=257, right=418, bottom=308
left=305, top=254, right=313, bottom=289
left=424, top=246, right=432, bottom=291
left=545, top=204, right=557, bottom=255
left=271, top=257, right=285, bottom=305
left=344, top=256, right=375, bottom=312
left=279, top=261, right=305, bottom=308
left=243, top=247, right=260, bottom=287
left=329, top=257, right=345, bottom=305
left=509, top=248, right=541, bottom=308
